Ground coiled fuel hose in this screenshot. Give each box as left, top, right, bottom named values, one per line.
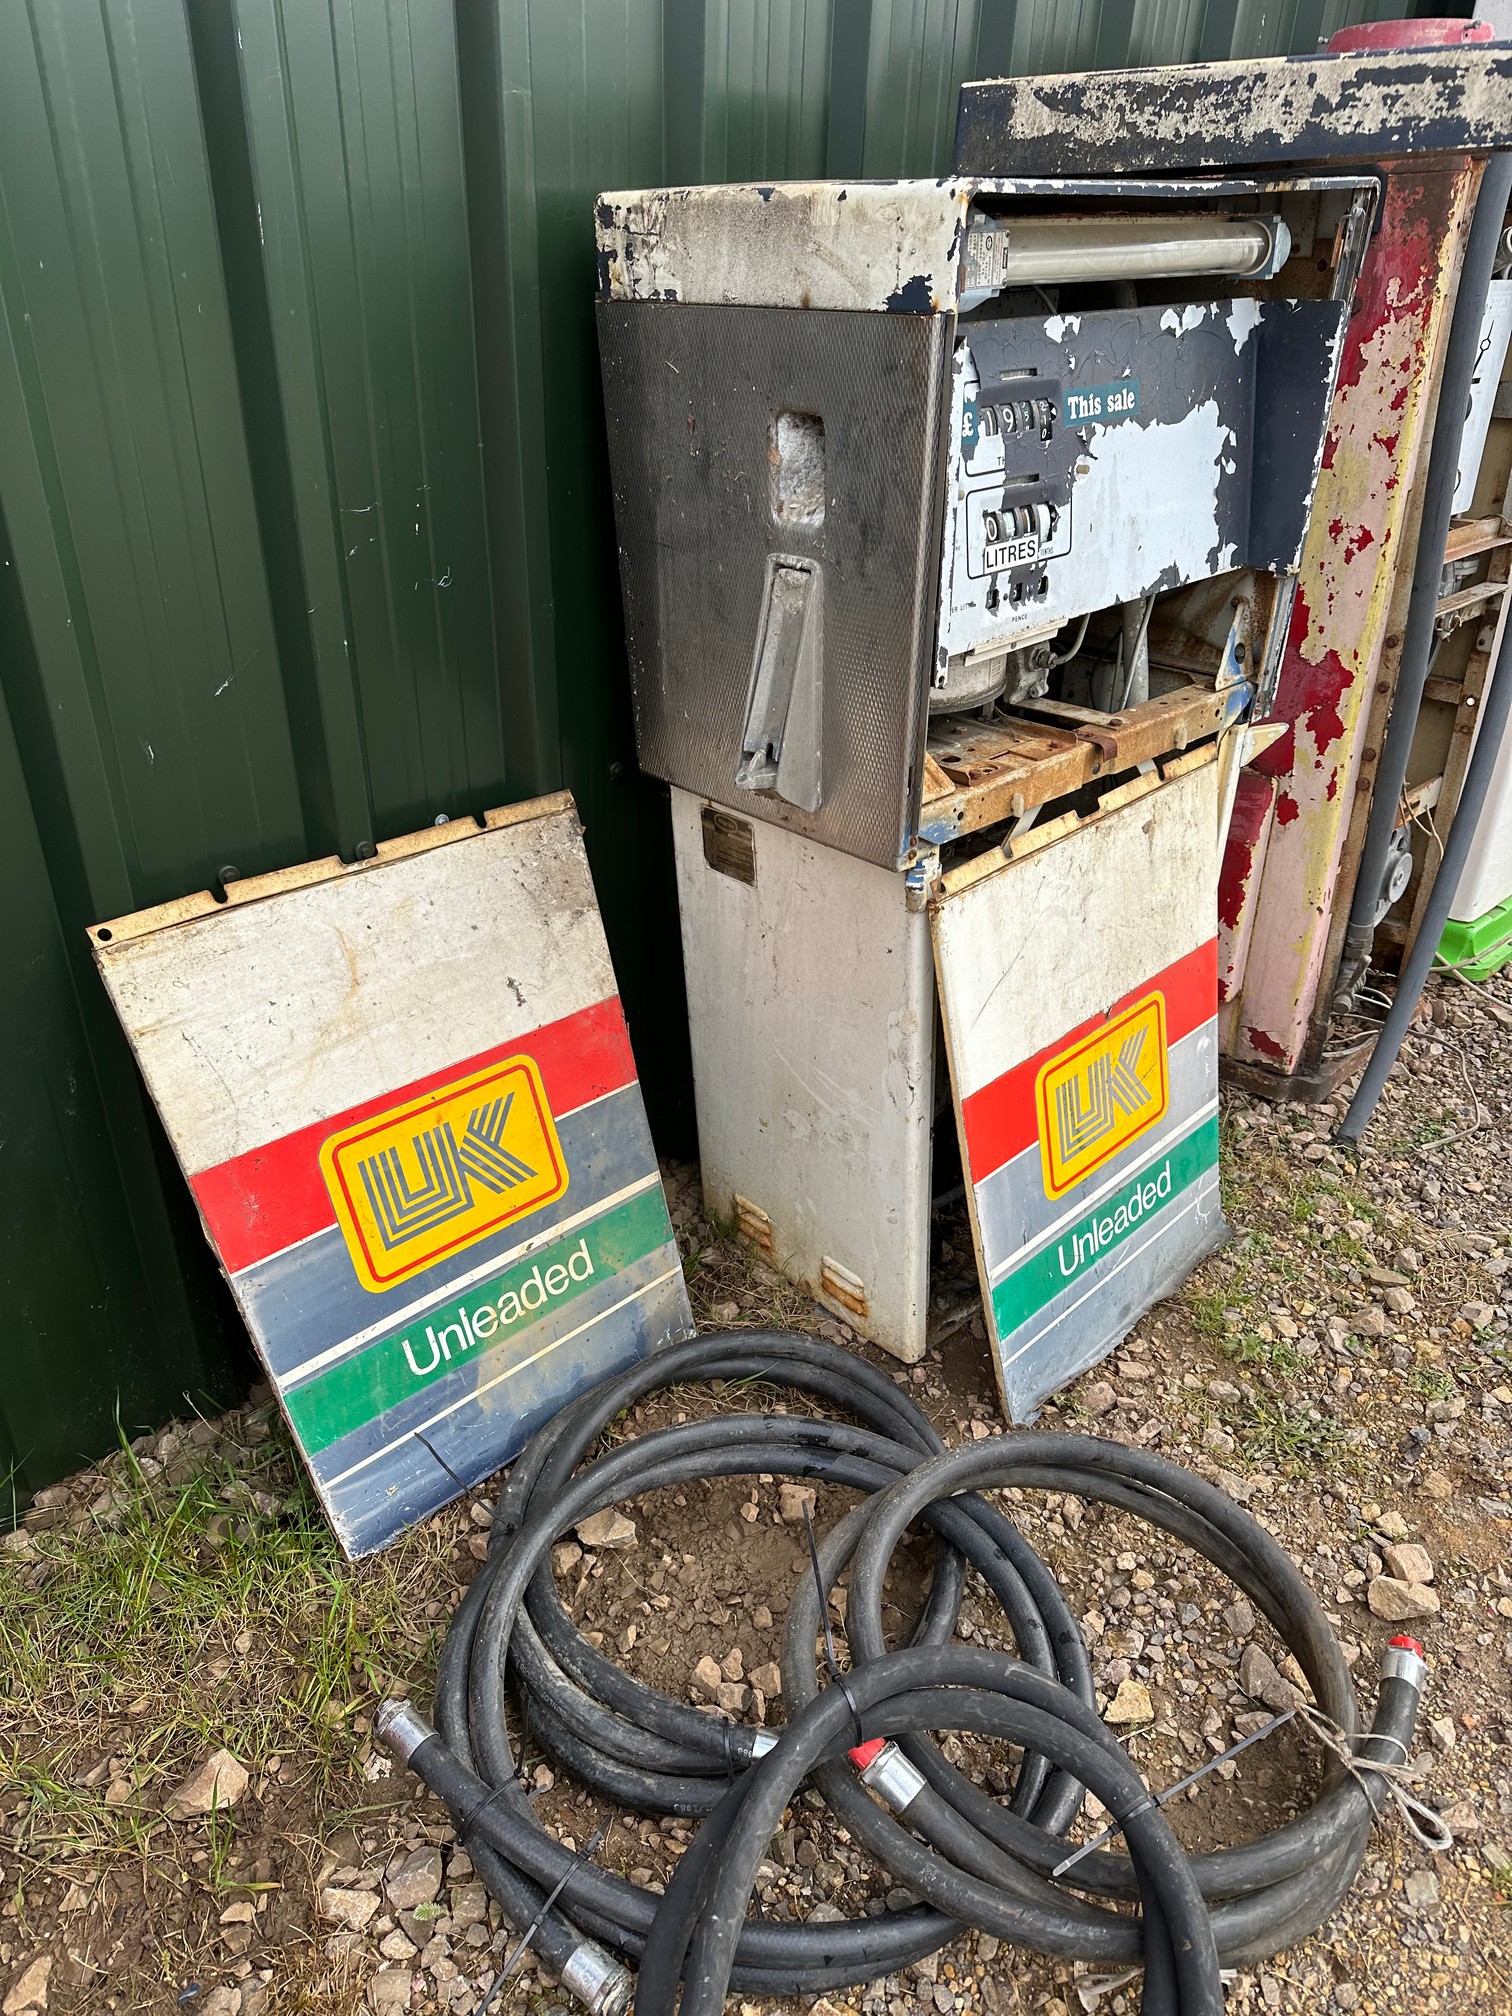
left=376, top=1331, right=1428, bottom=2016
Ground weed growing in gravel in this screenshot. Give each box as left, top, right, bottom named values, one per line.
left=1187, top=1290, right=1228, bottom=1338
left=1405, top=1366, right=1459, bottom=1400
left=1223, top=1330, right=1306, bottom=1379
left=1232, top=1394, right=1345, bottom=1473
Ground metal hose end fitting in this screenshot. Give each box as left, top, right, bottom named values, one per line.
left=1382, top=1635, right=1428, bottom=1692
left=852, top=1737, right=927, bottom=1812
left=560, top=1939, right=635, bottom=2016
left=375, top=1697, right=435, bottom=1768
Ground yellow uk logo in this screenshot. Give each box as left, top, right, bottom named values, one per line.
left=319, top=1057, right=568, bottom=1293
left=1036, top=994, right=1168, bottom=1199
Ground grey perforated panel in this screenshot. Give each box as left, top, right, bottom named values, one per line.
left=598, top=301, right=952, bottom=870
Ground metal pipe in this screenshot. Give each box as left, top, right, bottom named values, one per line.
left=1337, top=595, right=1512, bottom=1145
left=981, top=214, right=1288, bottom=286
left=1335, top=151, right=1512, bottom=1005
left=1118, top=596, right=1152, bottom=708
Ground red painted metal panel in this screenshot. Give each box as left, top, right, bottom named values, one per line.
left=1217, top=768, right=1276, bottom=1007
left=1218, top=160, right=1475, bottom=1074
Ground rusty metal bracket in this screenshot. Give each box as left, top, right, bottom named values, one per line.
left=1076, top=725, right=1121, bottom=770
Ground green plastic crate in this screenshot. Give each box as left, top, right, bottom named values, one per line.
left=1438, top=893, right=1512, bottom=981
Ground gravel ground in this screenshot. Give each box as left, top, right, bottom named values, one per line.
left=2, top=968, right=1510, bottom=2016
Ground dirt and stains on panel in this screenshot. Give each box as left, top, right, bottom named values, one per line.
left=954, top=51, right=1512, bottom=178
left=595, top=182, right=970, bottom=312
left=92, top=799, right=692, bottom=1556
left=1220, top=162, right=1476, bottom=1074
left=939, top=298, right=1344, bottom=672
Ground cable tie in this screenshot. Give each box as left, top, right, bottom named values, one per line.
left=1053, top=1708, right=1298, bottom=1877
left=795, top=1498, right=865, bottom=1743
left=800, top=1500, right=845, bottom=1682
left=458, top=1777, right=518, bottom=1844
left=834, top=1671, right=867, bottom=1753
left=480, top=1818, right=612, bottom=2015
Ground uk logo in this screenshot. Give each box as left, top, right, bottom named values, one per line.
left=320, top=1058, right=568, bottom=1292
left=1036, top=995, right=1168, bottom=1198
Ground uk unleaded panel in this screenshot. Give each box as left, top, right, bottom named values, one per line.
left=89, top=800, right=691, bottom=1555
left=932, top=756, right=1226, bottom=1421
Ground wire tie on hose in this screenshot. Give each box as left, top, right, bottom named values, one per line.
left=478, top=1818, right=612, bottom=2016
left=834, top=1670, right=867, bottom=1752
left=1052, top=1708, right=1299, bottom=1877
left=1294, top=1702, right=1454, bottom=1854
left=457, top=1775, right=524, bottom=1847
left=801, top=1500, right=867, bottom=1750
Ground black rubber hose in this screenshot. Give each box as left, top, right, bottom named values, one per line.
left=835, top=1437, right=1423, bottom=1963
left=386, top=1341, right=1424, bottom=2005
left=426, top=1333, right=1088, bottom=1990
left=1338, top=148, right=1512, bottom=994
left=644, top=1647, right=1223, bottom=2016
left=1338, top=596, right=1512, bottom=1141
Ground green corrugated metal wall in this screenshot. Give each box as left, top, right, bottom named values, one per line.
left=0, top=0, right=1424, bottom=1499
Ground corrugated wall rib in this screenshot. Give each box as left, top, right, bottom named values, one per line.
left=0, top=0, right=1421, bottom=1494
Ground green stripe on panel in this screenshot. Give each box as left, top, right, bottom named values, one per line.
left=285, top=1185, right=671, bottom=1454
left=991, top=1115, right=1220, bottom=1340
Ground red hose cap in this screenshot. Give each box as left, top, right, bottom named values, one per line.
left=1388, top=1634, right=1425, bottom=1657
left=849, top=1737, right=887, bottom=1771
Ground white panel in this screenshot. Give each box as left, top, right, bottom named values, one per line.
left=92, top=798, right=686, bottom=1556
left=938, top=310, right=1249, bottom=662
left=931, top=761, right=1224, bottom=1420
left=671, top=788, right=935, bottom=1361
left=931, top=761, right=1219, bottom=1099
left=1450, top=280, right=1512, bottom=517
left=93, top=812, right=615, bottom=1173
left=1451, top=678, right=1512, bottom=922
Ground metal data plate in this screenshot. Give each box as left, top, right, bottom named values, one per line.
left=599, top=300, right=951, bottom=871
left=931, top=756, right=1227, bottom=1420
left=91, top=798, right=691, bottom=1556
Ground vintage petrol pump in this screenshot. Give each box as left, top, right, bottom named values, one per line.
left=595, top=44, right=1509, bottom=1418
left=954, top=37, right=1512, bottom=1097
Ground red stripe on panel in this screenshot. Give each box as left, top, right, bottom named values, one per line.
left=192, top=995, right=636, bottom=1276
left=959, top=939, right=1218, bottom=1187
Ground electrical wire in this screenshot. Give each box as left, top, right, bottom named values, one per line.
left=1046, top=611, right=1092, bottom=669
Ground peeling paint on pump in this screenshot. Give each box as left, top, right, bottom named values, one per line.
left=1219, top=162, right=1476, bottom=1075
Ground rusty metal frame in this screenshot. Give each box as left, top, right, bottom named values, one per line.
left=954, top=49, right=1512, bottom=176
left=918, top=683, right=1226, bottom=844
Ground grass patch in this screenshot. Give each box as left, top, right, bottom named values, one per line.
left=0, top=1413, right=451, bottom=1873
left=1187, top=1290, right=1229, bottom=1339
